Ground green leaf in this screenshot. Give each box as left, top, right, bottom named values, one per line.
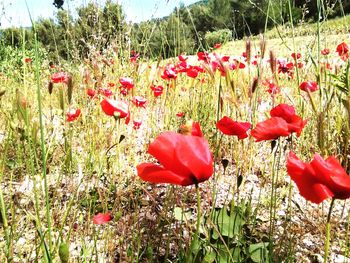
left=174, top=207, right=191, bottom=222
left=249, top=242, right=269, bottom=263
left=203, top=251, right=216, bottom=263
left=212, top=206, right=244, bottom=239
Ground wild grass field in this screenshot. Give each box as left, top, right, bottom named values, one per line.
left=0, top=2, right=350, bottom=262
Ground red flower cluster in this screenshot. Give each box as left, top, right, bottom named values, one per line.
left=98, top=87, right=113, bottom=97
left=161, top=65, right=177, bottom=80
left=251, top=104, right=307, bottom=141
left=119, top=77, right=134, bottom=95
left=287, top=152, right=350, bottom=204
left=263, top=79, right=280, bottom=96
left=137, top=132, right=213, bottom=186
left=197, top=51, right=211, bottom=63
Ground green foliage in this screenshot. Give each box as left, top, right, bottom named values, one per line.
left=131, top=14, right=195, bottom=59
left=0, top=0, right=348, bottom=60
left=205, top=29, right=232, bottom=48
left=0, top=44, right=46, bottom=80
left=186, top=201, right=271, bottom=263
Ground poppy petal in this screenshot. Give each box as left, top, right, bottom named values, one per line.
left=137, top=163, right=192, bottom=186
left=175, top=136, right=213, bottom=183
left=93, top=213, right=112, bottom=224
left=147, top=132, right=191, bottom=176
left=311, top=154, right=350, bottom=199
left=286, top=152, right=333, bottom=204
left=251, top=117, right=290, bottom=142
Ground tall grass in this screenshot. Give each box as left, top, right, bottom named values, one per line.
left=0, top=1, right=350, bottom=262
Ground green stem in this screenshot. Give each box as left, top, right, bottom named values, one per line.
left=324, top=198, right=335, bottom=263
left=196, top=185, right=201, bottom=240
left=34, top=31, right=52, bottom=258
left=306, top=90, right=318, bottom=114
left=268, top=138, right=280, bottom=257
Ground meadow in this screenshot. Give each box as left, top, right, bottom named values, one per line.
left=0, top=8, right=350, bottom=262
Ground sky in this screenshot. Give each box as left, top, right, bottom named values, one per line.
left=0, top=0, right=199, bottom=29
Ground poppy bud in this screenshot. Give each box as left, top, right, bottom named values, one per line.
left=58, top=242, right=69, bottom=263
left=269, top=50, right=276, bottom=75
left=48, top=82, right=53, bottom=95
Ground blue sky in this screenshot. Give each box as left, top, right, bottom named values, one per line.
left=0, top=0, right=199, bottom=28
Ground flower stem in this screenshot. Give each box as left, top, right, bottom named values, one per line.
left=196, top=185, right=201, bottom=240
left=324, top=198, right=335, bottom=263
left=306, top=90, right=318, bottom=114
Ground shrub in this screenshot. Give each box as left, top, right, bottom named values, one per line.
left=204, top=29, right=232, bottom=48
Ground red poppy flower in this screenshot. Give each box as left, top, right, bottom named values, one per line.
left=267, top=83, right=280, bottom=96
left=176, top=112, right=185, bottom=118
left=270, top=104, right=296, bottom=122
left=251, top=117, right=290, bottom=142
left=132, top=96, right=147, bottom=108
left=299, top=81, right=318, bottom=92
left=321, top=48, right=330, bottom=55
left=161, top=66, right=177, bottom=80
left=194, top=65, right=205, bottom=73
left=137, top=132, right=213, bottom=186
left=130, top=50, right=139, bottom=64
left=232, top=60, right=246, bottom=69
left=278, top=61, right=294, bottom=76
left=291, top=53, right=301, bottom=60
left=211, top=61, right=227, bottom=76
left=213, top=43, right=221, bottom=49
left=93, top=213, right=112, bottom=224
left=119, top=77, right=134, bottom=90
left=221, top=56, right=230, bottom=62
left=287, top=152, right=350, bottom=204
left=216, top=116, right=251, bottom=139
left=197, top=51, right=210, bottom=63
left=51, top=72, right=69, bottom=84
left=107, top=82, right=115, bottom=88
left=336, top=42, right=349, bottom=60
left=151, top=85, right=163, bottom=97
left=191, top=122, right=203, bottom=137
left=179, top=121, right=203, bottom=137
left=133, top=120, right=142, bottom=130
left=270, top=104, right=307, bottom=137
left=25, top=57, right=32, bottom=63
left=176, top=61, right=188, bottom=73
left=66, top=108, right=81, bottom=122
left=186, top=67, right=199, bottom=78
left=178, top=54, right=188, bottom=62
left=100, top=98, right=129, bottom=118
left=87, top=89, right=96, bottom=98
left=98, top=88, right=113, bottom=97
